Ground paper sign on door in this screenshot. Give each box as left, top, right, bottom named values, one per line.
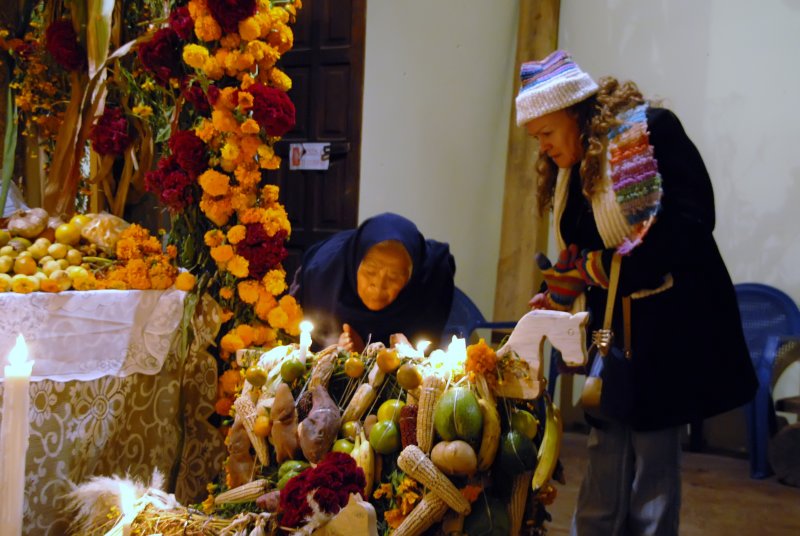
left=289, top=143, right=330, bottom=170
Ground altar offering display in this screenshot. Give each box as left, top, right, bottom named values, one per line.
left=66, top=309, right=587, bottom=535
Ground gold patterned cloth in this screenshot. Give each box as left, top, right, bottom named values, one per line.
left=0, top=291, right=226, bottom=536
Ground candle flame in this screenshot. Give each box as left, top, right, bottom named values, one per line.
left=415, top=340, right=431, bottom=354
left=8, top=334, right=29, bottom=367
left=299, top=320, right=313, bottom=333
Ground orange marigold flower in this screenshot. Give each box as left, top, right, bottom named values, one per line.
left=200, top=195, right=235, bottom=227
left=195, top=118, right=217, bottom=142
left=227, top=255, right=249, bottom=278
left=221, top=332, right=246, bottom=354
left=235, top=324, right=255, bottom=347
left=255, top=293, right=278, bottom=321
left=252, top=325, right=276, bottom=346
left=214, top=396, right=233, bottom=417
left=269, top=67, right=292, bottom=92
left=211, top=109, right=239, bottom=133
left=175, top=272, right=196, bottom=291
left=203, top=56, right=224, bottom=80
left=237, top=280, right=261, bottom=304
left=199, top=169, right=231, bottom=196
left=384, top=509, right=405, bottom=529
left=238, top=17, right=261, bottom=41
left=221, top=142, right=240, bottom=161
left=219, top=286, right=234, bottom=300
left=211, top=244, right=235, bottom=263
left=237, top=90, right=254, bottom=110
left=373, top=483, right=393, bottom=500
left=195, top=15, right=222, bottom=42
left=182, top=44, right=210, bottom=69
left=204, top=229, right=226, bottom=247
left=238, top=136, right=261, bottom=159
left=261, top=184, right=280, bottom=205
left=466, top=338, right=498, bottom=381
left=227, top=225, right=247, bottom=244
left=460, top=484, right=483, bottom=503
left=238, top=207, right=264, bottom=225
left=267, top=304, right=288, bottom=329
left=220, top=309, right=235, bottom=323
left=219, top=87, right=238, bottom=109
left=262, top=268, right=287, bottom=295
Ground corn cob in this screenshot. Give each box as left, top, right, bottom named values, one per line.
left=392, top=492, right=449, bottom=536
left=399, top=404, right=419, bottom=448
left=397, top=445, right=471, bottom=515
left=416, top=374, right=444, bottom=454
left=233, top=393, right=269, bottom=466
left=308, top=344, right=338, bottom=389
left=213, top=479, right=270, bottom=505
left=509, top=470, right=532, bottom=535
left=341, top=383, right=376, bottom=423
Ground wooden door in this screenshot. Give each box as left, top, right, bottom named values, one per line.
left=269, top=0, right=366, bottom=280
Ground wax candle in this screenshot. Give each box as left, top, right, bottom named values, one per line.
left=298, top=320, right=313, bottom=362
left=0, top=334, right=33, bottom=535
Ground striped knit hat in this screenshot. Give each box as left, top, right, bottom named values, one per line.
left=515, top=50, right=599, bottom=126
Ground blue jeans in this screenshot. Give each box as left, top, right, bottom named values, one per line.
left=570, top=422, right=682, bottom=536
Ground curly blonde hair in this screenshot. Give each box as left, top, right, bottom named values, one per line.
left=535, top=76, right=645, bottom=213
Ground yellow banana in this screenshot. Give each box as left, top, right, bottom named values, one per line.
left=476, top=397, right=501, bottom=471
left=531, top=392, right=562, bottom=494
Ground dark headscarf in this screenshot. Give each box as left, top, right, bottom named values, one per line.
left=291, top=213, right=455, bottom=349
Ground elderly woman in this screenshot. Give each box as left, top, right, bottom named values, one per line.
left=291, top=212, right=455, bottom=352
left=516, top=50, right=757, bottom=535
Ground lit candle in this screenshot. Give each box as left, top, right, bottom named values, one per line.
left=298, top=320, right=313, bottom=362
left=0, top=334, right=33, bottom=535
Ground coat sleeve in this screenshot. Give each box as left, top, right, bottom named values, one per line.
left=611, top=107, right=719, bottom=295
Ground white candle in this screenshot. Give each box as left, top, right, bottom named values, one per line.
left=298, top=320, right=313, bottom=362
left=0, top=334, right=33, bottom=535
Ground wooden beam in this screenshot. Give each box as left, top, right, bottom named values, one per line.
left=493, top=0, right=560, bottom=323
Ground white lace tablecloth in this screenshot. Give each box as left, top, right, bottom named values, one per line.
left=0, top=292, right=227, bottom=536
left=0, top=289, right=186, bottom=382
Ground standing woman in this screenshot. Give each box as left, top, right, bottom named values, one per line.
left=515, top=51, right=757, bottom=535
left=291, top=212, right=455, bottom=352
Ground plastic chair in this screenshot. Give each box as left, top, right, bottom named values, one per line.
left=735, top=283, right=800, bottom=479
left=442, top=287, right=516, bottom=340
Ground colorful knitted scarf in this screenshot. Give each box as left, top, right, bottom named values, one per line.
left=607, top=104, right=663, bottom=254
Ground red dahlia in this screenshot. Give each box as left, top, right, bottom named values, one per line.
left=45, top=20, right=86, bottom=72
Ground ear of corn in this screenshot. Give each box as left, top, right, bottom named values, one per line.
left=233, top=393, right=269, bottom=466
left=213, top=479, right=270, bottom=505
left=397, top=445, right=471, bottom=515
left=308, top=345, right=338, bottom=389
left=341, top=383, right=376, bottom=423
left=392, top=492, right=449, bottom=536
left=509, top=470, right=532, bottom=535
left=416, top=375, right=444, bottom=454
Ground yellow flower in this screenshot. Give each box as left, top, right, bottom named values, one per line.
left=238, top=207, right=265, bottom=225
left=261, top=184, right=280, bottom=205
left=227, top=255, right=250, bottom=278
left=182, top=44, right=210, bottom=69
left=198, top=169, right=231, bottom=196
left=262, top=268, right=287, bottom=295
left=269, top=67, right=292, bottom=92
left=237, top=280, right=260, bottom=304
left=142, top=79, right=156, bottom=91
left=238, top=17, right=261, bottom=41
left=238, top=136, right=261, bottom=160
left=235, top=324, right=255, bottom=347
left=175, top=272, right=196, bottom=291
left=200, top=195, right=234, bottom=227
left=202, top=56, right=224, bottom=80
left=240, top=73, right=256, bottom=90
left=211, top=244, right=234, bottom=263
left=235, top=52, right=255, bottom=71
left=221, top=142, right=240, bottom=162
left=237, top=91, right=254, bottom=111
left=211, top=109, right=239, bottom=133
left=204, top=229, right=226, bottom=247
left=201, top=494, right=215, bottom=515
left=234, top=164, right=260, bottom=188
left=267, top=305, right=288, bottom=330
left=255, top=293, right=277, bottom=321
left=132, top=104, right=153, bottom=118
left=252, top=325, right=276, bottom=346
left=227, top=225, right=247, bottom=244
left=220, top=33, right=241, bottom=50
left=195, top=118, right=217, bottom=143
left=373, top=483, right=393, bottom=500
left=195, top=15, right=222, bottom=42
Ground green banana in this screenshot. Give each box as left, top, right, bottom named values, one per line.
left=530, top=392, right=562, bottom=494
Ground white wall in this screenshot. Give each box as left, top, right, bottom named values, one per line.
left=360, top=0, right=518, bottom=320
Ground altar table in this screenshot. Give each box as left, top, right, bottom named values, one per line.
left=0, top=290, right=227, bottom=536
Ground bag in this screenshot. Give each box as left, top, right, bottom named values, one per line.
left=580, top=254, right=635, bottom=423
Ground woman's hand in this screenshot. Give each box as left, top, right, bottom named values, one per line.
left=338, top=323, right=365, bottom=353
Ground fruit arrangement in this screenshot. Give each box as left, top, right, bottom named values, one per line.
left=0, top=209, right=187, bottom=293
left=197, top=335, right=564, bottom=536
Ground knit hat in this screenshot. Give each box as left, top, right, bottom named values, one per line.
left=515, top=50, right=599, bottom=126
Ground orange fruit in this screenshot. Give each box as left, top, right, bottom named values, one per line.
left=376, top=348, right=401, bottom=373
left=253, top=414, right=272, bottom=437
left=13, top=255, right=38, bottom=276
left=344, top=356, right=365, bottom=378
left=55, top=223, right=81, bottom=245
left=396, top=363, right=422, bottom=390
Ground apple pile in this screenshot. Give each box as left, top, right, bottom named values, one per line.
left=0, top=208, right=109, bottom=293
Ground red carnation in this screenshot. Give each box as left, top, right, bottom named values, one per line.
left=144, top=155, right=196, bottom=212
left=169, top=6, right=194, bottom=41
left=138, top=28, right=184, bottom=86
left=206, top=0, right=257, bottom=34
left=45, top=20, right=86, bottom=71
left=207, top=84, right=221, bottom=105
left=247, top=82, right=295, bottom=137
left=168, top=130, right=208, bottom=178
left=182, top=83, right=212, bottom=115
left=89, top=107, right=131, bottom=156
left=236, top=226, right=288, bottom=279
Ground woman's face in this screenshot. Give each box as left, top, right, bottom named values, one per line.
left=525, top=108, right=583, bottom=168
left=356, top=240, right=413, bottom=311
